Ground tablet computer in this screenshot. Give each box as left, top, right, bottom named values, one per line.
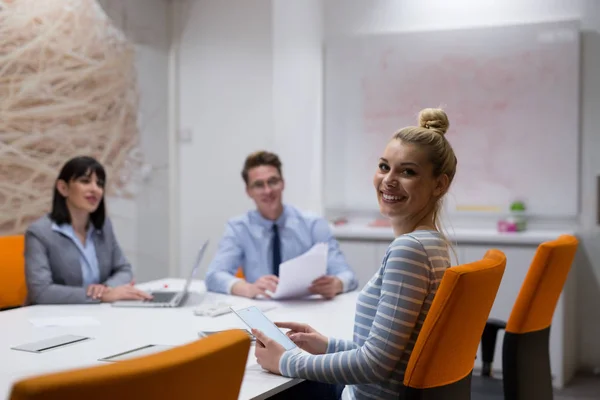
left=231, top=306, right=297, bottom=351
left=11, top=335, right=91, bottom=353
left=98, top=344, right=173, bottom=362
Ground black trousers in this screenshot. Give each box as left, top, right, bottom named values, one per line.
left=267, top=381, right=345, bottom=400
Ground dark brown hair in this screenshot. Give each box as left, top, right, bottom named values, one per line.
left=241, top=151, right=283, bottom=184
left=50, top=156, right=107, bottom=230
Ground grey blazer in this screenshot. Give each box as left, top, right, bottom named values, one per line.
left=24, top=214, right=133, bottom=305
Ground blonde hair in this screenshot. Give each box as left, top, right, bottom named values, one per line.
left=393, top=108, right=458, bottom=261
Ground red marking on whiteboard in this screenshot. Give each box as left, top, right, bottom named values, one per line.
left=520, top=51, right=533, bottom=63
left=369, top=219, right=391, bottom=228
left=380, top=49, right=393, bottom=71
left=492, top=101, right=508, bottom=111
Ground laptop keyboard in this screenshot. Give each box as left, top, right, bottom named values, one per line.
left=147, top=292, right=176, bottom=303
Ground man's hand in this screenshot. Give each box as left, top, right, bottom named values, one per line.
left=232, top=275, right=279, bottom=298
left=254, top=275, right=278, bottom=293
left=309, top=276, right=343, bottom=299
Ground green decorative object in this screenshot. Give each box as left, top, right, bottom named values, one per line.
left=510, top=201, right=526, bottom=212
left=509, top=200, right=527, bottom=231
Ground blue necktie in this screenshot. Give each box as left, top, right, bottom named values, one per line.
left=272, top=224, right=281, bottom=276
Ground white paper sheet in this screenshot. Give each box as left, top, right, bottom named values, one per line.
left=29, top=316, right=101, bottom=328
left=271, top=242, right=328, bottom=299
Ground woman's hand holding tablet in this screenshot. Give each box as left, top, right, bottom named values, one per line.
left=230, top=306, right=297, bottom=351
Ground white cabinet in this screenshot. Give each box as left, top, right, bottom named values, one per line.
left=336, top=235, right=576, bottom=388
left=338, top=240, right=382, bottom=289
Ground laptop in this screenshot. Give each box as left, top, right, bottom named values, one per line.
left=112, top=240, right=209, bottom=308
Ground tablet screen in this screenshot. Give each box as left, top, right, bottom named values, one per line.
left=231, top=306, right=297, bottom=351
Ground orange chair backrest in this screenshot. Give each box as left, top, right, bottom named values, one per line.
left=9, top=330, right=251, bottom=400
left=404, top=249, right=507, bottom=389
left=235, top=267, right=245, bottom=279
left=0, top=235, right=27, bottom=309
left=505, top=234, right=578, bottom=334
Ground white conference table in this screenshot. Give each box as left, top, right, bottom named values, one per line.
left=0, top=278, right=358, bottom=400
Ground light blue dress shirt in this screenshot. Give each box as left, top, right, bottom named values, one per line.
left=205, top=205, right=359, bottom=294
left=51, top=223, right=100, bottom=287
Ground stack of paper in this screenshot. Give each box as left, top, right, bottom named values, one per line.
left=271, top=242, right=328, bottom=299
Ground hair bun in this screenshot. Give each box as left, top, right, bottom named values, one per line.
left=418, top=108, right=450, bottom=136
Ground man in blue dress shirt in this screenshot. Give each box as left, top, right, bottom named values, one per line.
left=205, top=151, right=358, bottom=299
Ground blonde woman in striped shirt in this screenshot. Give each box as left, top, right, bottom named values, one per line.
left=253, top=108, right=459, bottom=400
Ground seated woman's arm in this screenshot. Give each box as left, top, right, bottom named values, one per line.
left=325, top=337, right=359, bottom=353
left=25, top=231, right=100, bottom=305
left=101, top=218, right=133, bottom=287
left=279, top=236, right=430, bottom=384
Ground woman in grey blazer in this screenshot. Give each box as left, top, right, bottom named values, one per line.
left=25, top=156, right=152, bottom=304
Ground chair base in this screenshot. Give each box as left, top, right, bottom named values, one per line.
left=404, top=371, right=472, bottom=400
left=502, top=328, right=553, bottom=400
left=471, top=328, right=554, bottom=400
left=0, top=305, right=21, bottom=311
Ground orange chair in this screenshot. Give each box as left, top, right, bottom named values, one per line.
left=475, top=234, right=579, bottom=400
left=235, top=267, right=245, bottom=279
left=402, top=249, right=507, bottom=398
left=9, top=329, right=251, bottom=400
left=0, top=235, right=27, bottom=310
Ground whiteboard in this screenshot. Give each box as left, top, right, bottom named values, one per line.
left=323, top=20, right=580, bottom=217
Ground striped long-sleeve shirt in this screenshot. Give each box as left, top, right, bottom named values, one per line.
left=279, top=230, right=450, bottom=399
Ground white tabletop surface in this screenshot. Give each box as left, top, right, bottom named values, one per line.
left=0, top=279, right=358, bottom=400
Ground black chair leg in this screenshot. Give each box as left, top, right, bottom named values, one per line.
left=0, top=305, right=21, bottom=312
left=481, top=319, right=506, bottom=377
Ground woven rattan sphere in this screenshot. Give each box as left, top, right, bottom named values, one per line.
left=0, top=0, right=141, bottom=234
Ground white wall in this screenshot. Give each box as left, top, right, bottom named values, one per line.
left=99, top=0, right=171, bottom=282
left=178, top=0, right=274, bottom=277
left=272, top=0, right=324, bottom=215
left=177, top=0, right=600, bottom=370
left=177, top=0, right=326, bottom=278
left=326, top=0, right=600, bottom=373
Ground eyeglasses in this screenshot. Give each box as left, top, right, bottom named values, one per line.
left=249, top=177, right=282, bottom=191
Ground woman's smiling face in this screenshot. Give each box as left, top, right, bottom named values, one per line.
left=373, top=140, right=442, bottom=220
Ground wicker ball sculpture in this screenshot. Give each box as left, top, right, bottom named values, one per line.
left=0, top=0, right=141, bottom=235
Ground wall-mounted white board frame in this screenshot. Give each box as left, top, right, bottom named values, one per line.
left=323, top=20, right=580, bottom=218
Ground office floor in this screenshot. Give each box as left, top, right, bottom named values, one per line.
left=555, top=374, right=600, bottom=399
left=471, top=373, right=600, bottom=400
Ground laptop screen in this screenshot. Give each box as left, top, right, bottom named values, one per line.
left=182, top=240, right=209, bottom=295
